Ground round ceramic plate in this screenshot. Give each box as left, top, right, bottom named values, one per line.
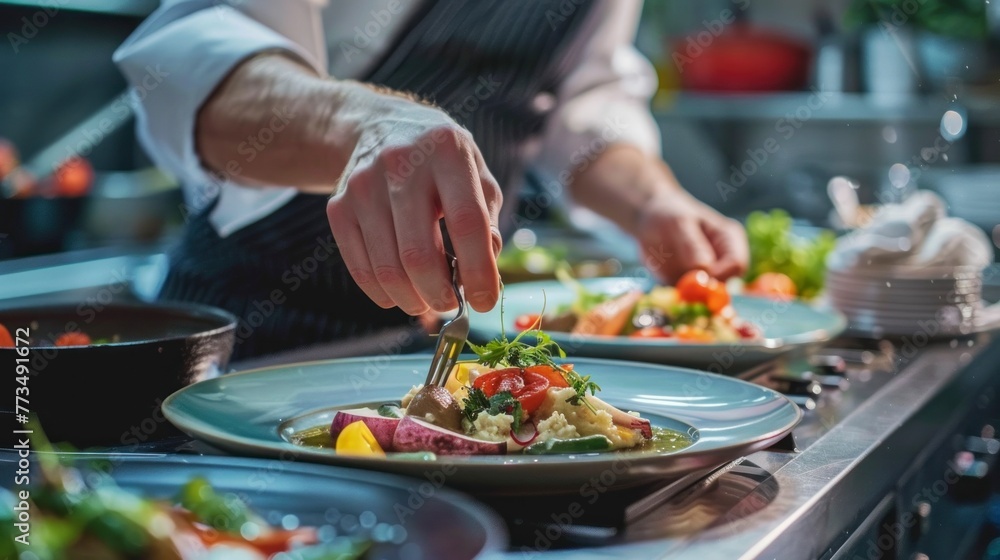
left=467, top=277, right=846, bottom=373
left=162, top=356, right=801, bottom=495
left=0, top=451, right=506, bottom=559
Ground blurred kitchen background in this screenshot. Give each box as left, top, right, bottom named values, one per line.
left=0, top=0, right=998, bottom=266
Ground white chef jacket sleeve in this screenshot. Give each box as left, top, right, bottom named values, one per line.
left=533, top=0, right=661, bottom=184
left=112, top=0, right=327, bottom=212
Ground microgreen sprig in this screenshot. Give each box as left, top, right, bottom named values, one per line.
left=466, top=290, right=600, bottom=410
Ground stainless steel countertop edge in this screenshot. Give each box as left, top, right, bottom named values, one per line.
left=663, top=334, right=998, bottom=560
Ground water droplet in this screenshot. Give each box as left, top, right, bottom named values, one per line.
left=360, top=511, right=377, bottom=529
left=281, top=514, right=300, bottom=530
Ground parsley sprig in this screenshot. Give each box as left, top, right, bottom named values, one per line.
left=461, top=388, right=523, bottom=433
left=465, top=290, right=600, bottom=410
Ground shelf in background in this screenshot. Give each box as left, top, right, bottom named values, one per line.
left=653, top=91, right=1000, bottom=125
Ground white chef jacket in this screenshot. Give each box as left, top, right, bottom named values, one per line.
left=113, top=0, right=661, bottom=237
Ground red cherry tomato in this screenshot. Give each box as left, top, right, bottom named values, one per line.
left=472, top=367, right=553, bottom=415
left=747, top=272, right=797, bottom=300
left=473, top=367, right=522, bottom=396
left=53, top=157, right=93, bottom=197
left=705, top=281, right=731, bottom=314
left=736, top=322, right=761, bottom=339
left=513, top=371, right=550, bottom=415
left=54, top=332, right=91, bottom=347
left=0, top=324, right=14, bottom=347
left=676, top=270, right=713, bottom=303
left=523, top=364, right=570, bottom=388
left=514, top=313, right=541, bottom=331
left=630, top=326, right=673, bottom=338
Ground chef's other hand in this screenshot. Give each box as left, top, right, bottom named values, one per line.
left=326, top=86, right=503, bottom=316
left=564, top=144, right=748, bottom=285
left=635, top=190, right=748, bottom=284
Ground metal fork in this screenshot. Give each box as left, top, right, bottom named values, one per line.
left=424, top=255, right=469, bottom=388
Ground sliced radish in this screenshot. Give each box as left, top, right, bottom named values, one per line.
left=509, top=421, right=538, bottom=447
left=586, top=396, right=653, bottom=439
left=330, top=408, right=401, bottom=451
left=392, top=416, right=507, bottom=456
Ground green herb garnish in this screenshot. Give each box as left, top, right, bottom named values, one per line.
left=461, top=388, right=523, bottom=432
left=466, top=290, right=601, bottom=411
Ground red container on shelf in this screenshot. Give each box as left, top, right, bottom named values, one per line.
left=671, top=22, right=813, bottom=92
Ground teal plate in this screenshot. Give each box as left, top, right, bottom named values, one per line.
left=162, top=356, right=801, bottom=495
left=470, top=277, right=847, bottom=373
left=1, top=451, right=507, bottom=559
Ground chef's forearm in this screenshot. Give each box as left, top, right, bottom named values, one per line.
left=195, top=53, right=365, bottom=192
left=566, top=144, right=682, bottom=234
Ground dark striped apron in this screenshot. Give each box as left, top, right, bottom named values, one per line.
left=159, top=0, right=598, bottom=360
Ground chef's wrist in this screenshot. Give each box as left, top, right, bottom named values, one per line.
left=569, top=143, right=681, bottom=235
left=195, top=52, right=358, bottom=190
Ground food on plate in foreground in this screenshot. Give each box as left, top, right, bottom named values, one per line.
left=292, top=327, right=693, bottom=457
left=1, top=425, right=371, bottom=560
left=513, top=269, right=762, bottom=342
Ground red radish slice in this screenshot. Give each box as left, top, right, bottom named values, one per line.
left=392, top=416, right=507, bottom=455
left=510, top=421, right=538, bottom=447
left=330, top=408, right=401, bottom=451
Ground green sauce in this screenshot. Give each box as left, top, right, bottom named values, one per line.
left=634, top=427, right=695, bottom=453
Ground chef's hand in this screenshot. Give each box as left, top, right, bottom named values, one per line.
left=567, top=144, right=748, bottom=284
left=326, top=88, right=503, bottom=315
left=196, top=54, right=502, bottom=315
left=633, top=189, right=748, bottom=283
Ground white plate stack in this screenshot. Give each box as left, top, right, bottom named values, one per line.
left=825, top=264, right=999, bottom=338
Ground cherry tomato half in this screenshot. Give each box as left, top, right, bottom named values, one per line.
left=473, top=367, right=522, bottom=396
left=515, top=372, right=550, bottom=415
left=675, top=270, right=713, bottom=303
left=747, top=272, right=797, bottom=300
left=630, top=326, right=673, bottom=338
left=54, top=332, right=91, bottom=347
left=472, top=367, right=553, bottom=415
left=0, top=323, right=14, bottom=347
left=514, top=313, right=541, bottom=331
left=523, top=364, right=571, bottom=388
left=705, top=281, right=731, bottom=314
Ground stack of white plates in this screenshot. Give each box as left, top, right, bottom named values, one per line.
left=825, top=264, right=1000, bottom=338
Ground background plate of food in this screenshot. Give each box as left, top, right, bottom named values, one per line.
left=162, top=348, right=801, bottom=495
left=468, top=273, right=846, bottom=374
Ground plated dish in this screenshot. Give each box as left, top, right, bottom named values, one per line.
left=310, top=326, right=691, bottom=458
left=162, top=337, right=801, bottom=494
left=468, top=276, right=846, bottom=372
left=1, top=451, right=505, bottom=559
left=514, top=269, right=762, bottom=343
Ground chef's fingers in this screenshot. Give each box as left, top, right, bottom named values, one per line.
left=387, top=163, right=457, bottom=312
left=704, top=218, right=749, bottom=280
left=432, top=133, right=500, bottom=313
left=659, top=217, right=716, bottom=282
left=326, top=202, right=393, bottom=309
left=474, top=148, right=504, bottom=258
left=329, top=163, right=430, bottom=316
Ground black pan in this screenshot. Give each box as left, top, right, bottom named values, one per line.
left=1, top=301, right=236, bottom=448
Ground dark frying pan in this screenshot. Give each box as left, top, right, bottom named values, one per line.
left=1, top=301, right=236, bottom=448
